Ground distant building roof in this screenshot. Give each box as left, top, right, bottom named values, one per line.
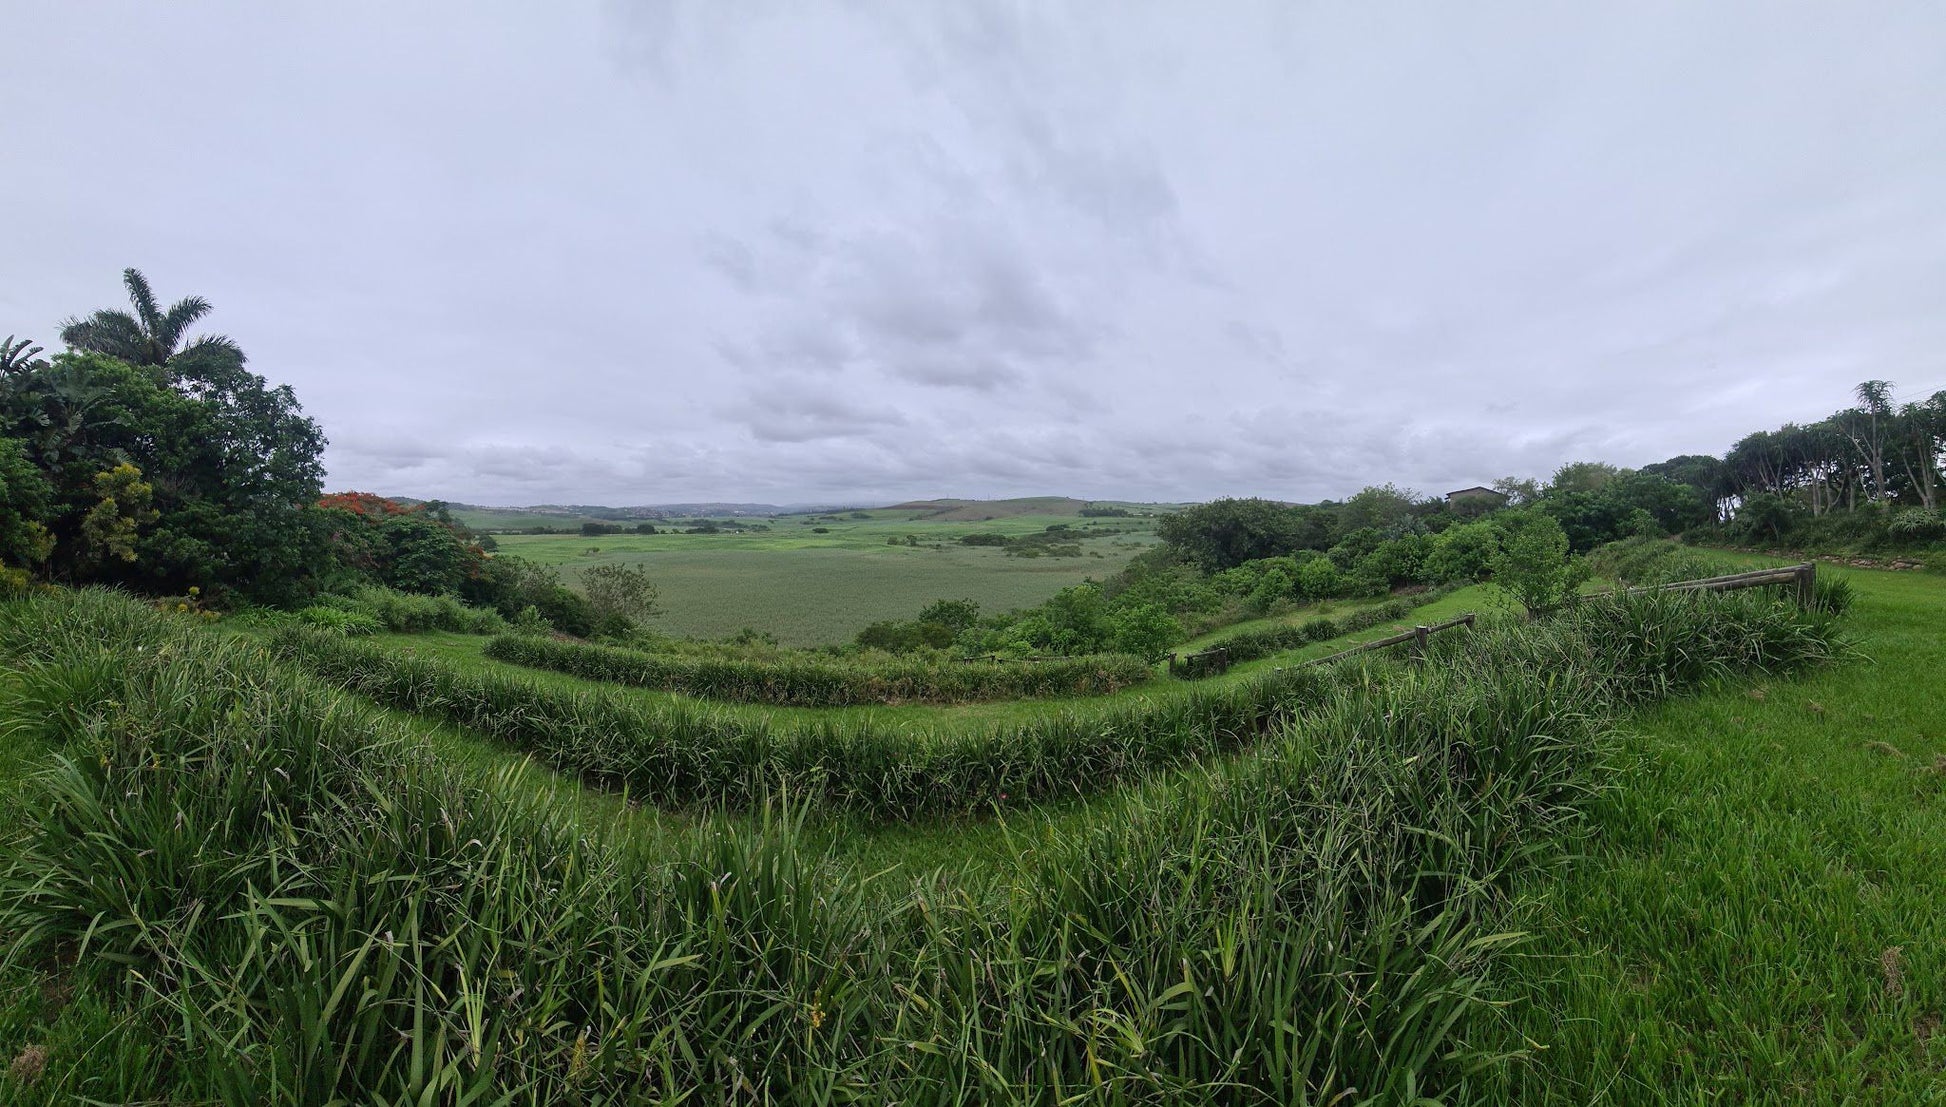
left=1445, top=486, right=1508, bottom=501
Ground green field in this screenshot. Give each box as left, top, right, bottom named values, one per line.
left=492, top=509, right=1160, bottom=644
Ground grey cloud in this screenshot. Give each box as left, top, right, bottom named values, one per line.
left=736, top=385, right=907, bottom=444
left=4, top=2, right=1943, bottom=507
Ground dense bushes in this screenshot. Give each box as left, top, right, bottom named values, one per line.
left=483, top=633, right=1154, bottom=706
left=0, top=583, right=1842, bottom=1101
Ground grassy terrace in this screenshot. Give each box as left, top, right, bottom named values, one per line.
left=1, top=579, right=1842, bottom=1101
left=1488, top=557, right=1946, bottom=1102
left=0, top=558, right=1930, bottom=1101
left=349, top=588, right=1475, bottom=735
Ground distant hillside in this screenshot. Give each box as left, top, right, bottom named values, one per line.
left=392, top=495, right=1175, bottom=530
left=393, top=500, right=872, bottom=531
left=889, top=496, right=1092, bottom=522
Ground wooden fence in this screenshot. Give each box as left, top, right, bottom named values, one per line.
left=1169, top=613, right=1478, bottom=679
left=1585, top=561, right=1818, bottom=607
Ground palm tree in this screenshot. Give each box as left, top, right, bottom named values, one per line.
left=1839, top=380, right=1896, bottom=510
left=0, top=335, right=47, bottom=376
left=60, top=268, right=242, bottom=372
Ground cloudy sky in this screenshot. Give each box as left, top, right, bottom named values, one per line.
left=5, top=2, right=1945, bottom=506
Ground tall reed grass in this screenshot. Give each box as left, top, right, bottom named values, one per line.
left=272, top=624, right=1341, bottom=819
left=482, top=633, right=1153, bottom=706
left=0, top=586, right=1840, bottom=1102
left=1175, top=593, right=1450, bottom=675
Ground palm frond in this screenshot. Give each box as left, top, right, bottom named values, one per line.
left=171, top=334, right=246, bottom=375
left=122, top=267, right=162, bottom=331
left=0, top=335, right=47, bottom=374
left=158, top=296, right=214, bottom=352
left=60, top=311, right=149, bottom=361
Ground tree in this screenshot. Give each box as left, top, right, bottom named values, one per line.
left=1338, top=483, right=1419, bottom=534
left=0, top=436, right=55, bottom=567
left=917, top=598, right=980, bottom=633
left=579, top=562, right=660, bottom=635
left=1837, top=380, right=1896, bottom=510
left=1295, top=556, right=1343, bottom=599
left=60, top=268, right=242, bottom=376
left=1894, top=392, right=1944, bottom=511
left=1640, top=454, right=1729, bottom=522
left=79, top=463, right=159, bottom=567
left=1423, top=520, right=1499, bottom=583
left=1490, top=476, right=1543, bottom=507
left=1156, top=498, right=1302, bottom=572
left=0, top=336, right=48, bottom=376
left=1107, top=603, right=1181, bottom=658
left=1548, top=461, right=1621, bottom=495
left=1489, top=510, right=1586, bottom=616
left=1730, top=492, right=1799, bottom=543
left=0, top=352, right=328, bottom=602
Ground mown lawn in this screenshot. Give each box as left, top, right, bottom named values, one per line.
left=1486, top=561, right=1946, bottom=1102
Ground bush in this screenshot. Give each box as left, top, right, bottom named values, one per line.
left=340, top=583, right=509, bottom=634
left=1296, top=556, right=1344, bottom=599
left=464, top=554, right=594, bottom=636
left=1490, top=511, right=1588, bottom=615
left=1887, top=507, right=1946, bottom=541
left=295, top=605, right=383, bottom=636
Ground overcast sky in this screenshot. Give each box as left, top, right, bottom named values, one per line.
left=5, top=2, right=1944, bottom=507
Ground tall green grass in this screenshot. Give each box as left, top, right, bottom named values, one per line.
left=0, top=586, right=1839, bottom=1102
left=274, top=623, right=1340, bottom=819
left=313, top=585, right=507, bottom=635
left=1173, top=593, right=1448, bottom=675
left=481, top=633, right=1153, bottom=706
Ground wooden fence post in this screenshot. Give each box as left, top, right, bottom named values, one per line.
left=1796, top=562, right=1817, bottom=608
left=1411, top=625, right=1430, bottom=663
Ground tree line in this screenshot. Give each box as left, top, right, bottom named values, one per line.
left=0, top=269, right=660, bottom=636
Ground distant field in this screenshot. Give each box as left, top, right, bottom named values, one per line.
left=493, top=512, right=1161, bottom=644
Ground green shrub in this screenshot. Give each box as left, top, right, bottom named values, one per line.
left=1491, top=510, right=1589, bottom=615
left=321, top=585, right=506, bottom=634
left=1887, top=507, right=1946, bottom=541
left=295, top=605, right=383, bottom=636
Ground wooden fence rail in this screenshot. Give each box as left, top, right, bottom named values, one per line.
left=1170, top=612, right=1479, bottom=679
left=1585, top=561, right=1818, bottom=608
left=1167, top=562, right=1816, bottom=682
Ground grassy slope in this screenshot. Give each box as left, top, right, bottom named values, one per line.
left=358, top=587, right=1483, bottom=735
left=1489, top=559, right=1946, bottom=1102
left=493, top=515, right=1160, bottom=645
